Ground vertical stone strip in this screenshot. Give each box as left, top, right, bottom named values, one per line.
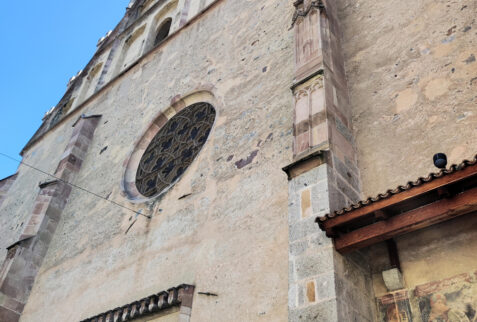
left=287, top=1, right=376, bottom=321
left=0, top=115, right=101, bottom=322
left=0, top=174, right=18, bottom=209
left=179, top=0, right=192, bottom=27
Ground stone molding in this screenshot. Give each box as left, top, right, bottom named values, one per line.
left=80, top=284, right=195, bottom=322
left=121, top=90, right=217, bottom=203
left=291, top=0, right=325, bottom=27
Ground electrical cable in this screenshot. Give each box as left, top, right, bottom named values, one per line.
left=0, top=151, right=152, bottom=219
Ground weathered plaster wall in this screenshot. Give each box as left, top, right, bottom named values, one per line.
left=397, top=212, right=477, bottom=290
left=339, top=0, right=477, bottom=197
left=15, top=0, right=295, bottom=321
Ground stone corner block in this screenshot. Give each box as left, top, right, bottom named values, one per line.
left=382, top=268, right=405, bottom=292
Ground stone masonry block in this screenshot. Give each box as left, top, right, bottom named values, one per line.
left=288, top=283, right=298, bottom=309
left=289, top=260, right=296, bottom=284
left=315, top=272, right=336, bottom=301
left=289, top=164, right=328, bottom=192
left=289, top=217, right=320, bottom=242
left=335, top=174, right=360, bottom=204
left=333, top=154, right=360, bottom=192
left=309, top=231, right=332, bottom=248
left=300, top=189, right=312, bottom=218
left=290, top=240, right=308, bottom=257
left=288, top=198, right=301, bottom=224
left=306, top=280, right=316, bottom=303
left=297, top=283, right=305, bottom=306
left=328, top=183, right=347, bottom=212
left=311, top=182, right=330, bottom=216
left=311, top=123, right=328, bottom=148
left=382, top=268, right=405, bottom=291
left=0, top=305, right=20, bottom=322
left=295, top=248, right=334, bottom=280
left=289, top=299, right=338, bottom=322
left=0, top=292, right=24, bottom=314
left=295, top=132, right=310, bottom=155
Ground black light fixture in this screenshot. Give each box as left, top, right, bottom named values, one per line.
left=433, top=153, right=448, bottom=169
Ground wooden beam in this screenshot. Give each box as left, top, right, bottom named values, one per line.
left=334, top=186, right=477, bottom=253
left=386, top=239, right=401, bottom=271
left=374, top=209, right=389, bottom=220
left=323, top=164, right=477, bottom=232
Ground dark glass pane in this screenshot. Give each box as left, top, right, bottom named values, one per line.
left=136, top=102, right=215, bottom=197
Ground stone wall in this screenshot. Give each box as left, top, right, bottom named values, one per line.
left=0, top=174, right=18, bottom=211
left=0, top=0, right=474, bottom=321
left=1, top=0, right=296, bottom=321
left=338, top=0, right=477, bottom=198
left=287, top=164, right=375, bottom=321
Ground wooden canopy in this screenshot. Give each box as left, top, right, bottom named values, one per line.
left=317, top=155, right=477, bottom=253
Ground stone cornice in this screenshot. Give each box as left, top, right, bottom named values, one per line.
left=291, top=0, right=325, bottom=26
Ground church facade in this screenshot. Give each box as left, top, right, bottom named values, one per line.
left=1, top=0, right=476, bottom=321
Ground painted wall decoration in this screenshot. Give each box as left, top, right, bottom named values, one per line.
left=377, top=272, right=477, bottom=322
left=415, top=273, right=477, bottom=322
left=378, top=290, right=413, bottom=322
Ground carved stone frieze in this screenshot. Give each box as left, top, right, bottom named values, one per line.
left=293, top=74, right=324, bottom=98
left=292, top=0, right=325, bottom=26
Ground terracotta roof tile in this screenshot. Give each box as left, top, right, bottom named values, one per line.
left=317, top=154, right=477, bottom=223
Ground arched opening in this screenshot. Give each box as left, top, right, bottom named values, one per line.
left=154, top=18, right=172, bottom=46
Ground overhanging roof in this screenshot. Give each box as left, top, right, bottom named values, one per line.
left=317, top=154, right=477, bottom=253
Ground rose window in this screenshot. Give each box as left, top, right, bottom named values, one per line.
left=135, top=102, right=215, bottom=197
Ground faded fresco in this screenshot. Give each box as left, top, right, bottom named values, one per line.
left=415, top=273, right=477, bottom=322
left=378, top=272, right=477, bottom=322
left=378, top=290, right=413, bottom=322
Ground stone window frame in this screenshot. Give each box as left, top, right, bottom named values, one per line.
left=121, top=90, right=218, bottom=203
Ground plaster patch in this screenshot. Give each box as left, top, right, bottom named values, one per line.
left=395, top=88, right=418, bottom=113
left=423, top=78, right=450, bottom=101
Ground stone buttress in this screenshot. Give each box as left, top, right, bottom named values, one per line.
left=284, top=0, right=376, bottom=320
left=0, top=115, right=101, bottom=322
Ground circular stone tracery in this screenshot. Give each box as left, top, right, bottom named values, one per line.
left=135, top=102, right=215, bottom=197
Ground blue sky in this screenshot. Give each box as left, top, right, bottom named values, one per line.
left=0, top=1, right=128, bottom=179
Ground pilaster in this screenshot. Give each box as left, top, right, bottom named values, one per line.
left=0, top=115, right=101, bottom=322
left=286, top=0, right=375, bottom=320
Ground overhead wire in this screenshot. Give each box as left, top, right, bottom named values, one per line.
left=0, top=151, right=152, bottom=219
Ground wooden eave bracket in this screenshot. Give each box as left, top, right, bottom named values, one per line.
left=320, top=162, right=477, bottom=253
